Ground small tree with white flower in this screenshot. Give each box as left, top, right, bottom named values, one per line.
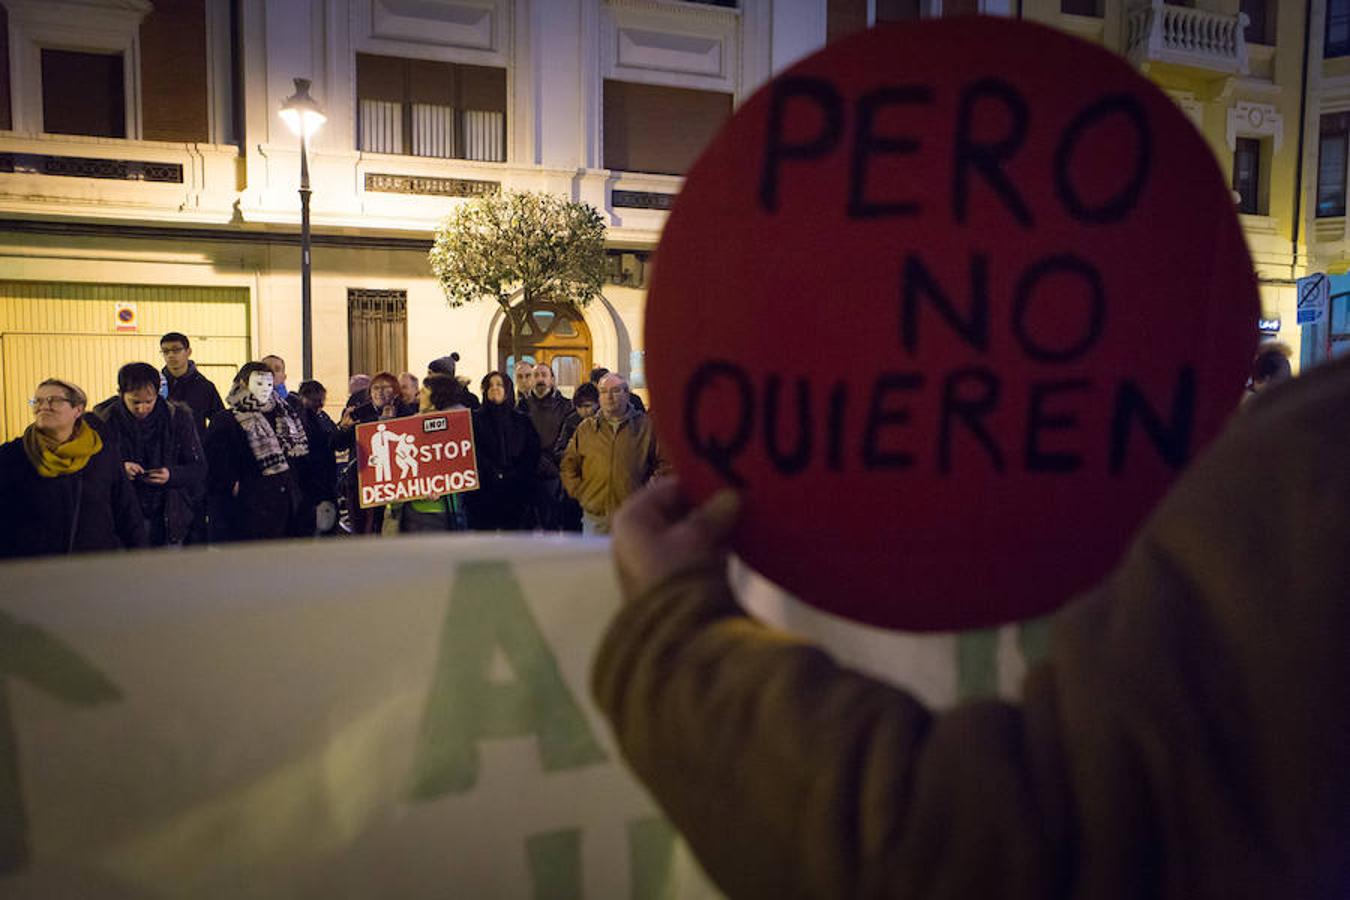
left=429, top=190, right=607, bottom=364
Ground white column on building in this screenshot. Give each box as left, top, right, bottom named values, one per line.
left=768, top=0, right=828, bottom=79
left=205, top=0, right=236, bottom=145
left=532, top=0, right=586, bottom=172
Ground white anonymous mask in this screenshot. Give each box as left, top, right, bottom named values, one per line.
left=247, top=372, right=275, bottom=404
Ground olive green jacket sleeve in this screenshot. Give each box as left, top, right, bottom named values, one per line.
left=592, top=356, right=1350, bottom=899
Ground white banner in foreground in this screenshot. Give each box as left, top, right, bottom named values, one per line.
left=0, top=536, right=1048, bottom=898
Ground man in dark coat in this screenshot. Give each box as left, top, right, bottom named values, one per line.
left=160, top=331, right=225, bottom=439
left=257, top=357, right=338, bottom=535
left=553, top=382, right=598, bottom=532
left=94, top=362, right=207, bottom=547
left=0, top=378, right=146, bottom=559
left=518, top=361, right=573, bottom=530
left=288, top=379, right=339, bottom=534
left=161, top=331, right=225, bottom=544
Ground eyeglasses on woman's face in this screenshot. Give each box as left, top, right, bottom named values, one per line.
left=28, top=395, right=74, bottom=409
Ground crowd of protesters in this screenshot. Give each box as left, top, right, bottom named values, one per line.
left=0, top=331, right=667, bottom=560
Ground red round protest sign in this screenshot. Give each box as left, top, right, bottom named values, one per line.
left=646, top=18, right=1258, bottom=631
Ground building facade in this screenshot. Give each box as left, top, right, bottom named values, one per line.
left=0, top=0, right=825, bottom=439
left=0, top=0, right=1344, bottom=440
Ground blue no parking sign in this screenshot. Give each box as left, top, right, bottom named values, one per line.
left=1297, top=273, right=1329, bottom=325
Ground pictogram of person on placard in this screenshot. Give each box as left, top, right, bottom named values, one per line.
left=395, top=433, right=419, bottom=479
left=370, top=423, right=393, bottom=482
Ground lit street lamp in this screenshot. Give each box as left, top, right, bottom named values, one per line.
left=279, top=78, right=326, bottom=380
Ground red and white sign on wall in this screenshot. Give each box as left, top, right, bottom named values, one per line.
left=356, top=411, right=480, bottom=509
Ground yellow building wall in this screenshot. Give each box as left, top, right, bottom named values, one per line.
left=0, top=231, right=654, bottom=432
left=0, top=278, right=250, bottom=441
left=1023, top=0, right=1310, bottom=366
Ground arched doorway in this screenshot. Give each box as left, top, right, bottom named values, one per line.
left=497, top=301, right=594, bottom=395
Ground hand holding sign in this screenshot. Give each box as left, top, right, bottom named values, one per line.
left=645, top=18, right=1257, bottom=631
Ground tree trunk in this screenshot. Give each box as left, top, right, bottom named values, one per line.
left=500, top=297, right=524, bottom=368
left=510, top=304, right=523, bottom=364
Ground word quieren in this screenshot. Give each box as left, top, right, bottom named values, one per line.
left=362, top=470, right=479, bottom=505
left=685, top=359, right=1194, bottom=487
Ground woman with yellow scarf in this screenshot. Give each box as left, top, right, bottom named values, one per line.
left=0, top=378, right=147, bottom=559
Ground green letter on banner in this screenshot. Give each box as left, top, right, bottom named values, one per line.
left=407, top=561, right=607, bottom=799
left=526, top=818, right=677, bottom=900
left=955, top=628, right=1001, bottom=702
left=956, top=619, right=1054, bottom=702
left=527, top=828, right=583, bottom=900
left=0, top=611, right=122, bottom=874
left=628, top=817, right=676, bottom=900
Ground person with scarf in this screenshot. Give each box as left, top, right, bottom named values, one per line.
left=94, top=362, right=206, bottom=547
left=333, top=371, right=417, bottom=534
left=0, top=378, right=146, bottom=558
left=464, top=371, right=539, bottom=531
left=204, top=362, right=313, bottom=541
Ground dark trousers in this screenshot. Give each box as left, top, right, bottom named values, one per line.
left=530, top=477, right=565, bottom=531
left=466, top=484, right=530, bottom=532
left=213, top=472, right=302, bottom=542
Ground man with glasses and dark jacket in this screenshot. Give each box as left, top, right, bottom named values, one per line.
left=160, top=331, right=225, bottom=440
left=160, top=332, right=225, bottom=543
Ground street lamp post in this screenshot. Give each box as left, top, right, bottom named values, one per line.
left=279, top=78, right=326, bottom=380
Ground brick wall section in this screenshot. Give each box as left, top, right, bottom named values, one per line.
left=140, top=0, right=210, bottom=143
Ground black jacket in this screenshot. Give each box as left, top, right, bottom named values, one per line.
left=206, top=402, right=336, bottom=541
left=465, top=403, right=539, bottom=530
left=283, top=394, right=338, bottom=507
left=518, top=389, right=574, bottom=473
left=93, top=396, right=206, bottom=545
left=163, top=363, right=225, bottom=439
left=554, top=408, right=594, bottom=462
left=206, top=404, right=335, bottom=501
left=0, top=415, right=148, bottom=559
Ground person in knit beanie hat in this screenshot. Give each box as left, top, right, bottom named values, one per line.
left=426, top=352, right=479, bottom=409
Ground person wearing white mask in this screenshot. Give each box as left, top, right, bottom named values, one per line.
left=204, top=361, right=313, bottom=541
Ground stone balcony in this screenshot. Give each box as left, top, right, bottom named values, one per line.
left=1125, top=0, right=1249, bottom=78
left=0, top=130, right=680, bottom=245
left=0, top=132, right=241, bottom=225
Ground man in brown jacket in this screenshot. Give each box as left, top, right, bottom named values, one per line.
left=560, top=373, right=666, bottom=535
left=593, top=355, right=1350, bottom=898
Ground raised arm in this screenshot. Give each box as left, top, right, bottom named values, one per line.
left=594, top=344, right=1350, bottom=900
